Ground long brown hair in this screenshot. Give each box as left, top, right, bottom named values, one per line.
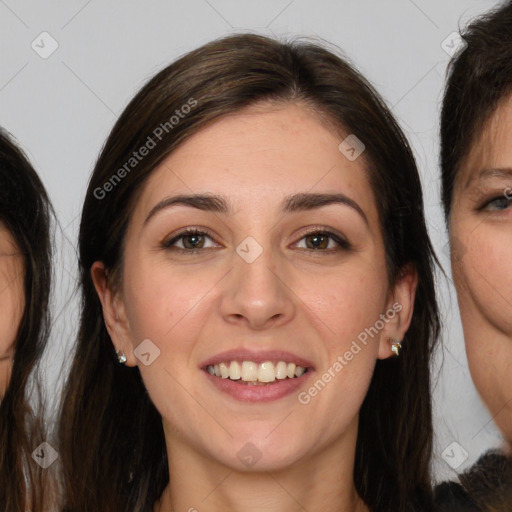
left=59, top=33, right=440, bottom=511
left=0, top=129, right=53, bottom=511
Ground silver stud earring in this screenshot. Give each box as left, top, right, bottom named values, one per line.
left=389, top=338, right=402, bottom=357
left=116, top=350, right=127, bottom=364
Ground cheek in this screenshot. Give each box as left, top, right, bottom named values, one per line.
left=300, top=267, right=387, bottom=384
left=453, top=222, right=512, bottom=441
left=122, top=262, right=208, bottom=424
left=453, top=224, right=512, bottom=333
left=466, top=340, right=512, bottom=441
left=0, top=267, right=24, bottom=356
left=122, top=258, right=217, bottom=346
left=0, top=360, right=13, bottom=398
left=301, top=267, right=387, bottom=349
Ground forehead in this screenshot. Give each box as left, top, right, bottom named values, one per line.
left=459, top=95, right=512, bottom=186
left=134, top=103, right=378, bottom=222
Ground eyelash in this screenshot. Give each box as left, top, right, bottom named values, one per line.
left=161, top=227, right=352, bottom=254
left=478, top=194, right=512, bottom=212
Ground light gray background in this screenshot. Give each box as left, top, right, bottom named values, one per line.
left=0, top=0, right=505, bottom=483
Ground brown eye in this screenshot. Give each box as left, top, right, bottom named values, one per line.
left=305, top=233, right=330, bottom=250
left=295, top=229, right=351, bottom=251
left=162, top=229, right=217, bottom=252
left=181, top=233, right=205, bottom=249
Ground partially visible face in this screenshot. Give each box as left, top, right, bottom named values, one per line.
left=450, top=94, right=512, bottom=444
left=98, top=102, right=414, bottom=472
left=0, top=221, right=24, bottom=398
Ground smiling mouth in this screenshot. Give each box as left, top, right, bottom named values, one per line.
left=205, top=360, right=310, bottom=385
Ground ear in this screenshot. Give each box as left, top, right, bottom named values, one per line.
left=377, top=264, right=418, bottom=360
left=90, top=261, right=136, bottom=366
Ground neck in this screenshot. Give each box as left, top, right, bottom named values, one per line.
left=155, top=419, right=368, bottom=512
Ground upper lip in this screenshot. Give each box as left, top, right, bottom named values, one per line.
left=200, top=349, right=315, bottom=370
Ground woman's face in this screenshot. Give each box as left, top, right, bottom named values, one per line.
left=450, top=94, right=512, bottom=444
left=0, top=221, right=24, bottom=397
left=94, top=102, right=416, bottom=471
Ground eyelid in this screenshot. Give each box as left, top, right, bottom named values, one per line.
left=292, top=226, right=351, bottom=250
left=478, top=194, right=512, bottom=211
left=161, top=225, right=352, bottom=252
left=161, top=227, right=219, bottom=250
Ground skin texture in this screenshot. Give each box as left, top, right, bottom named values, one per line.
left=450, top=94, right=512, bottom=448
left=93, top=102, right=417, bottom=512
left=0, top=221, right=24, bottom=398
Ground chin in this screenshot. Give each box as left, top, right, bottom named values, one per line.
left=205, top=433, right=310, bottom=472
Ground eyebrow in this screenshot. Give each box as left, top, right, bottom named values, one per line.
left=465, top=167, right=512, bottom=189
left=144, top=192, right=368, bottom=226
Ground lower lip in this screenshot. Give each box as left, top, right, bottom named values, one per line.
left=203, top=370, right=313, bottom=402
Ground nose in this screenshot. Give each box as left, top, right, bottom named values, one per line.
left=219, top=240, right=296, bottom=330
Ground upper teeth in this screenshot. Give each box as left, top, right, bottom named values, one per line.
left=206, top=361, right=307, bottom=382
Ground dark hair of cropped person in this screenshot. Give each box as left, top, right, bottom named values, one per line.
left=58, top=33, right=440, bottom=512
left=0, top=129, right=53, bottom=511
left=440, top=0, right=512, bottom=220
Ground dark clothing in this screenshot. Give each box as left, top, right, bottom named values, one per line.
left=434, top=449, right=512, bottom=511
